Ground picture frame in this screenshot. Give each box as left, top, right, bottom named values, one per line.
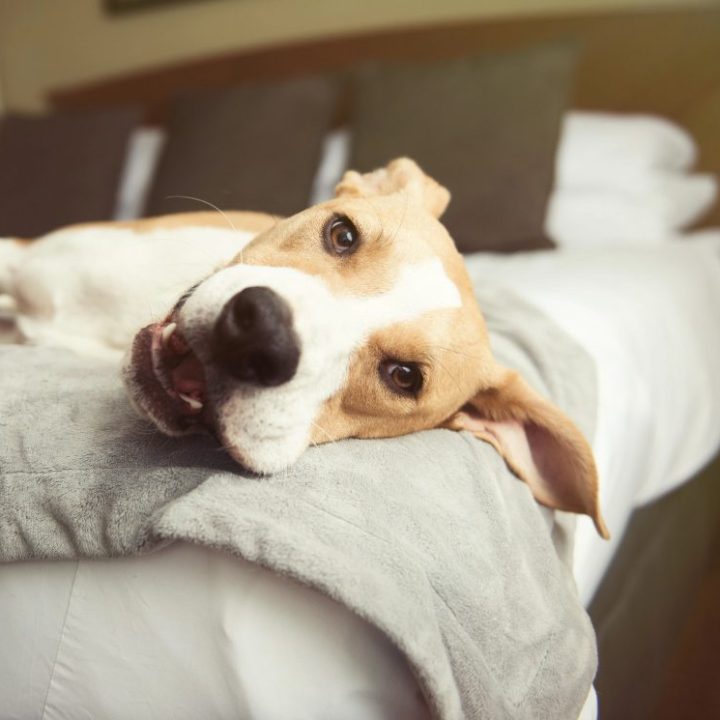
left=104, top=0, right=220, bottom=14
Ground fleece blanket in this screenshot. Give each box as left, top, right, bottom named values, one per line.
left=0, top=286, right=598, bottom=720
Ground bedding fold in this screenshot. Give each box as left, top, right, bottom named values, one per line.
left=0, top=287, right=598, bottom=720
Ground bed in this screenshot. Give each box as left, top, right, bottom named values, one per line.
left=2, top=136, right=719, bottom=718
left=2, top=234, right=720, bottom=720
left=2, top=7, right=720, bottom=719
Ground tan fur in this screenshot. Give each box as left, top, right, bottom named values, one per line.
left=67, top=211, right=281, bottom=236
left=335, top=158, right=451, bottom=219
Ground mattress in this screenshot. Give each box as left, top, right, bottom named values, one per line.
left=0, top=543, right=597, bottom=720
left=3, top=238, right=719, bottom=719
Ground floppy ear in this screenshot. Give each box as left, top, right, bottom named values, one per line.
left=335, top=157, right=450, bottom=219
left=444, top=368, right=610, bottom=539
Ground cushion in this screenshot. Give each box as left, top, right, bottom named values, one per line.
left=349, top=43, right=577, bottom=253
left=0, top=108, right=140, bottom=238
left=144, top=76, right=338, bottom=218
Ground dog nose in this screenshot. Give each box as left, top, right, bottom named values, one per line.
left=212, top=286, right=301, bottom=386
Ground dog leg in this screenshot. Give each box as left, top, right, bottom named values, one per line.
left=0, top=238, right=26, bottom=297
left=0, top=238, right=26, bottom=343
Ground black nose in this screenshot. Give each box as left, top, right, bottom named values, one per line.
left=212, top=286, right=301, bottom=387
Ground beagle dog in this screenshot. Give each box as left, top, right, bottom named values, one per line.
left=0, top=158, right=608, bottom=537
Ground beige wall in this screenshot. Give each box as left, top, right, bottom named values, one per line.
left=0, top=0, right=714, bottom=111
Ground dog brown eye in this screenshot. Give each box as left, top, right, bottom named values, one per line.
left=381, top=361, right=423, bottom=396
left=324, top=216, right=359, bottom=255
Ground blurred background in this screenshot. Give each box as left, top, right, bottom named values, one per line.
left=1, top=0, right=719, bottom=237
left=1, top=1, right=719, bottom=718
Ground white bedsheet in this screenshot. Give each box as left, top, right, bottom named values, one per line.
left=4, top=239, right=720, bottom=720
left=0, top=545, right=431, bottom=720
left=464, top=232, right=720, bottom=603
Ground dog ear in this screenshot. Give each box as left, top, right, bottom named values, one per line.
left=443, top=367, right=609, bottom=539
left=335, top=157, right=450, bottom=219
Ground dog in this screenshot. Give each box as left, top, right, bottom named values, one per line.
left=0, top=158, right=608, bottom=537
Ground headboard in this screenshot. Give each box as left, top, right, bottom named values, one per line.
left=50, top=5, right=720, bottom=226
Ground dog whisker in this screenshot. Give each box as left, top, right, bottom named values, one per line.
left=165, top=194, right=245, bottom=264
left=432, top=344, right=484, bottom=362
left=389, top=192, right=409, bottom=246
left=165, top=195, right=238, bottom=232
left=433, top=356, right=464, bottom=395
left=308, top=420, right=336, bottom=476
left=310, top=419, right=333, bottom=442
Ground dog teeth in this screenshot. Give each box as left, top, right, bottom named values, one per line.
left=178, top=392, right=203, bottom=410
left=161, top=322, right=177, bottom=344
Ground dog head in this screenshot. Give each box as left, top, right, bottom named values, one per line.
left=123, top=158, right=608, bottom=537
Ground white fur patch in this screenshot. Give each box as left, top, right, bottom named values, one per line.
left=178, top=258, right=461, bottom=472
left=10, top=225, right=254, bottom=358
left=343, top=258, right=462, bottom=334
left=0, top=239, right=25, bottom=295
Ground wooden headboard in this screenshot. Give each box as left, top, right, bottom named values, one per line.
left=51, top=5, right=720, bottom=226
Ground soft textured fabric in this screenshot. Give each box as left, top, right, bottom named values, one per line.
left=0, top=287, right=597, bottom=720
left=114, top=128, right=166, bottom=220
left=144, top=77, right=337, bottom=217
left=548, top=111, right=717, bottom=245
left=554, top=112, right=698, bottom=190
left=349, top=43, right=576, bottom=253
left=0, top=108, right=140, bottom=237
left=545, top=174, right=718, bottom=246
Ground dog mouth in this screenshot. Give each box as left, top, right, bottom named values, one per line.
left=125, top=316, right=209, bottom=435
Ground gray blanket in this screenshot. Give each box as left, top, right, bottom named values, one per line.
left=0, top=287, right=598, bottom=720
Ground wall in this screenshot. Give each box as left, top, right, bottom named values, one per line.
left=0, top=0, right=714, bottom=111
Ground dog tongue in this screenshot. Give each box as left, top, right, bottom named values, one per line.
left=171, top=353, right=206, bottom=398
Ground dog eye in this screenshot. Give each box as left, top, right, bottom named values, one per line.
left=324, top=216, right=359, bottom=256
left=381, top=360, right=423, bottom=396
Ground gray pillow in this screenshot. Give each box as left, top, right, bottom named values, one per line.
left=0, top=108, right=140, bottom=237
left=350, top=43, right=577, bottom=253
left=144, top=76, right=338, bottom=217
